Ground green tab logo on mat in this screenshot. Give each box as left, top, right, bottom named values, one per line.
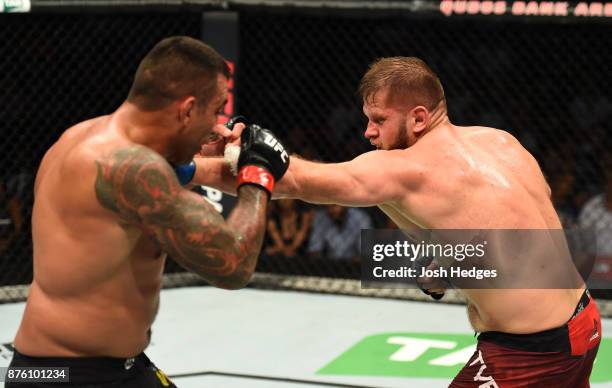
left=318, top=333, right=612, bottom=383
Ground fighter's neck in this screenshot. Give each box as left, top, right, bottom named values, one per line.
left=429, top=99, right=450, bottom=127
left=422, top=109, right=451, bottom=137
left=112, top=102, right=176, bottom=160
left=429, top=115, right=450, bottom=132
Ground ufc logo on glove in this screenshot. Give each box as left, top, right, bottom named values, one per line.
left=263, top=133, right=289, bottom=163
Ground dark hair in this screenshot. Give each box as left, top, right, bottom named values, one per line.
left=127, top=36, right=230, bottom=110
left=358, top=57, right=445, bottom=110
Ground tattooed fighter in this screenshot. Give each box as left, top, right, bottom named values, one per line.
left=7, top=37, right=288, bottom=388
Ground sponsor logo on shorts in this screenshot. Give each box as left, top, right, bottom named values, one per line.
left=124, top=357, right=135, bottom=370
left=590, top=319, right=600, bottom=342
left=468, top=349, right=499, bottom=388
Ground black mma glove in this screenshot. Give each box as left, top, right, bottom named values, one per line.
left=236, top=124, right=290, bottom=195
left=225, top=115, right=248, bottom=130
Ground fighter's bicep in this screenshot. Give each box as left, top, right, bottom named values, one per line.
left=94, top=145, right=239, bottom=264
left=94, top=145, right=183, bottom=223
left=340, top=151, right=413, bottom=205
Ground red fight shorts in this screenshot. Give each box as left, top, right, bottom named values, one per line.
left=450, top=289, right=601, bottom=388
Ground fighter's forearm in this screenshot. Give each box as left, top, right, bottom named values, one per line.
left=277, top=151, right=404, bottom=207
left=270, top=156, right=301, bottom=199
left=139, top=185, right=267, bottom=290
left=192, top=157, right=237, bottom=195
left=219, top=185, right=269, bottom=288
left=273, top=156, right=344, bottom=204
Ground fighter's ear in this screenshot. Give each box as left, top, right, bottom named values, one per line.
left=177, top=96, right=196, bottom=128
left=411, top=105, right=429, bottom=135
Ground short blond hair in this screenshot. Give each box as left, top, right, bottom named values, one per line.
left=358, top=57, right=445, bottom=110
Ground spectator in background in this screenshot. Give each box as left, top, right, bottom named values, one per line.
left=265, top=199, right=313, bottom=258
left=578, top=157, right=612, bottom=282
left=0, top=178, right=24, bottom=257
left=308, top=205, right=372, bottom=261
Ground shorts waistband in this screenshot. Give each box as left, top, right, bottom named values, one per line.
left=10, top=349, right=151, bottom=384
left=570, top=288, right=592, bottom=320
left=478, top=289, right=592, bottom=353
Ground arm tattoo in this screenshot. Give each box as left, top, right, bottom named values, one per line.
left=94, top=146, right=268, bottom=289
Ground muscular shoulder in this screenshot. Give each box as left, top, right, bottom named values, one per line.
left=55, top=116, right=170, bottom=189
left=94, top=145, right=180, bottom=223
left=35, top=117, right=113, bottom=193
left=95, top=144, right=168, bottom=169
left=468, top=126, right=551, bottom=199
left=465, top=126, right=537, bottom=165
left=465, top=126, right=520, bottom=147
left=490, top=128, right=525, bottom=150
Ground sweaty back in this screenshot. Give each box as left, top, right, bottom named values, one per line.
left=396, top=125, right=559, bottom=230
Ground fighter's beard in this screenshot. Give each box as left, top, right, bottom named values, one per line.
left=393, top=122, right=410, bottom=149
